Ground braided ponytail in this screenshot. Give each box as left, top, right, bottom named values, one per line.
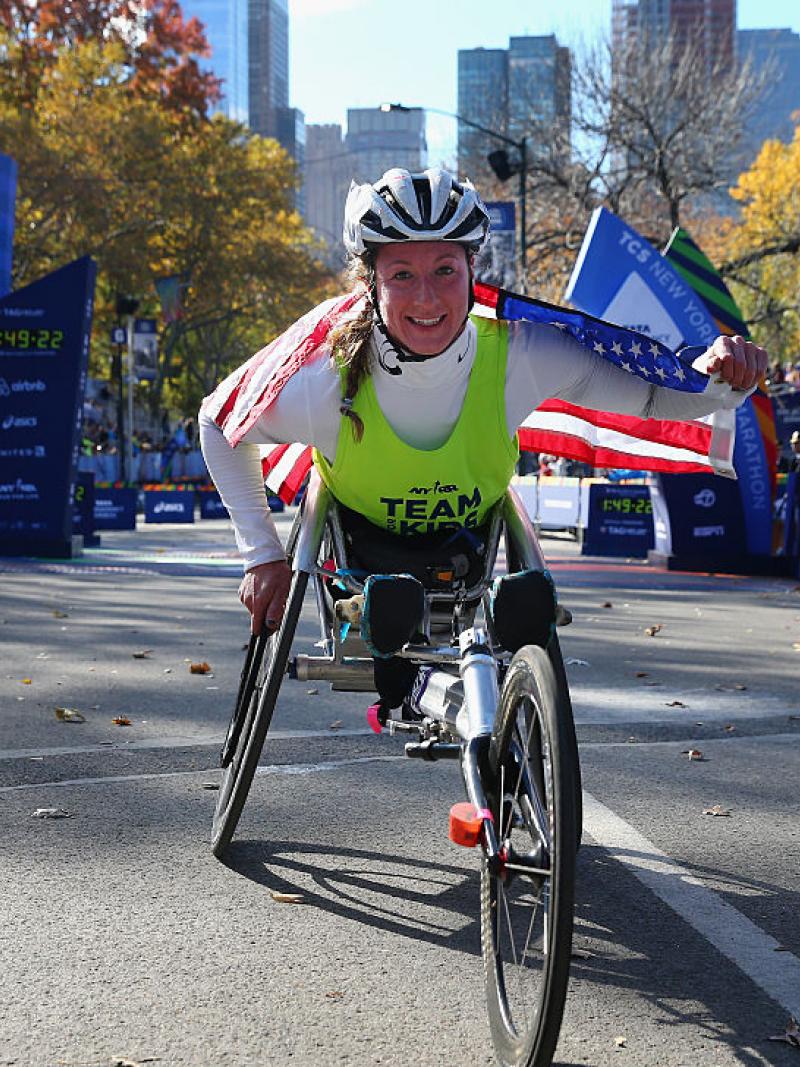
left=328, top=257, right=376, bottom=443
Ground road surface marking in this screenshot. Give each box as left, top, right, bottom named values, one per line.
left=0, top=754, right=407, bottom=792
left=584, top=790, right=800, bottom=1018
left=0, top=729, right=374, bottom=761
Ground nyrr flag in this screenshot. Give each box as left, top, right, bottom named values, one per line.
left=203, top=281, right=736, bottom=505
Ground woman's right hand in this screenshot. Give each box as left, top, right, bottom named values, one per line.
left=238, top=559, right=292, bottom=635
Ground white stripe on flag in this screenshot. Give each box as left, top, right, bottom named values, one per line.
left=521, top=410, right=714, bottom=467
left=262, top=442, right=308, bottom=493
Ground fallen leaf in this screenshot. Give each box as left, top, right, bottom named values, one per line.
left=21, top=678, right=32, bottom=685
left=325, top=991, right=344, bottom=1000
left=51, top=610, right=69, bottom=619
left=683, top=748, right=706, bottom=761
left=111, top=716, right=132, bottom=726
left=702, top=805, right=731, bottom=816
left=270, top=891, right=305, bottom=904
left=768, top=1017, right=800, bottom=1048
left=31, top=808, right=73, bottom=819
left=666, top=700, right=688, bottom=708
left=55, top=707, right=86, bottom=723
left=614, top=1036, right=627, bottom=1048
left=329, top=720, right=343, bottom=730
left=644, top=624, right=663, bottom=637
left=132, top=650, right=153, bottom=659
left=190, top=661, right=211, bottom=674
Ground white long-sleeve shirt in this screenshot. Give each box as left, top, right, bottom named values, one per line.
left=200, top=318, right=748, bottom=570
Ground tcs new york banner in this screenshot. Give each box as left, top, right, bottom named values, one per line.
left=565, top=207, right=771, bottom=557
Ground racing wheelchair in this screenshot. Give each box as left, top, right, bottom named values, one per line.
left=212, top=469, right=582, bottom=1067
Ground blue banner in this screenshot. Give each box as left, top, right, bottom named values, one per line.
left=650, top=473, right=747, bottom=557
left=0, top=154, right=16, bottom=299
left=0, top=257, right=96, bottom=556
left=565, top=207, right=771, bottom=557
left=94, top=487, right=137, bottom=530
left=144, top=490, right=194, bottom=523
left=199, top=490, right=229, bottom=519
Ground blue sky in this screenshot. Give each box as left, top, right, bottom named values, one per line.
left=289, top=0, right=800, bottom=165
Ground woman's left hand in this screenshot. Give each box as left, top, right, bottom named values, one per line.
left=693, top=335, right=768, bottom=391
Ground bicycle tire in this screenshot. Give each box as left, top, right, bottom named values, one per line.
left=211, top=568, right=309, bottom=858
left=481, top=644, right=576, bottom=1067
left=547, top=635, right=583, bottom=847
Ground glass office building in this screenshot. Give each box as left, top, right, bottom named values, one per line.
left=181, top=0, right=249, bottom=124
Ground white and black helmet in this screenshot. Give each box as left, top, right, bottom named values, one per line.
left=343, top=167, right=491, bottom=258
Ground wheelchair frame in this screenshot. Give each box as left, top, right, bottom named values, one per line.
left=212, top=469, right=580, bottom=1067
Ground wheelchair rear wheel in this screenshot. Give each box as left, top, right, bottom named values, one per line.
left=211, top=568, right=308, bottom=858
left=482, top=644, right=576, bottom=1067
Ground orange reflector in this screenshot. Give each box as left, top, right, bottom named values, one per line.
left=449, top=802, right=484, bottom=847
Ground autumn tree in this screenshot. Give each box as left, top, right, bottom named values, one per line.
left=0, top=0, right=219, bottom=115
left=706, top=127, right=800, bottom=362
left=0, top=39, right=332, bottom=418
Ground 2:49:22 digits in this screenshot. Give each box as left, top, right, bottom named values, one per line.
left=0, top=328, right=64, bottom=350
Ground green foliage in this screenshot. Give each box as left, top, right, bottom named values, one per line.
left=0, top=34, right=332, bottom=419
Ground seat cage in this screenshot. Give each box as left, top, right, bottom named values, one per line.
left=289, top=470, right=549, bottom=694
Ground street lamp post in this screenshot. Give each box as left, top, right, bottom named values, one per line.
left=380, top=103, right=528, bottom=290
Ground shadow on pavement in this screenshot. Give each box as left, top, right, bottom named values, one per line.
left=223, top=838, right=482, bottom=957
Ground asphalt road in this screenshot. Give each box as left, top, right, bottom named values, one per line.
left=1, top=514, right=798, bottom=1067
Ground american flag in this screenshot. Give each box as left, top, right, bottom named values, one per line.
left=203, top=283, right=734, bottom=504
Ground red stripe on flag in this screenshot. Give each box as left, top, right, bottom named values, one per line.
left=260, top=442, right=290, bottom=479
left=535, top=400, right=713, bottom=452
left=517, top=427, right=710, bottom=474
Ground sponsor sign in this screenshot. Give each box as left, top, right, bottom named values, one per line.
left=581, top=483, right=654, bottom=557
left=144, top=489, right=194, bottom=524
left=199, top=491, right=229, bottom=520
left=650, top=473, right=746, bottom=556
left=0, top=257, right=96, bottom=556
left=93, top=487, right=137, bottom=530
left=565, top=207, right=770, bottom=556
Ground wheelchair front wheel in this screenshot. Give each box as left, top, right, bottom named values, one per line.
left=482, top=644, right=576, bottom=1067
left=211, top=569, right=308, bottom=858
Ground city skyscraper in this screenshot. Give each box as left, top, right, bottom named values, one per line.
left=736, top=28, right=800, bottom=165
left=612, top=0, right=735, bottom=68
left=304, top=124, right=351, bottom=267
left=508, top=36, right=571, bottom=152
left=180, top=0, right=249, bottom=123
left=457, top=48, right=508, bottom=185
left=248, top=0, right=289, bottom=141
left=344, top=107, right=427, bottom=184
left=457, top=36, right=571, bottom=182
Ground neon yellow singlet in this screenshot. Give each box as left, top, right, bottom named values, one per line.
left=313, top=316, right=519, bottom=535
